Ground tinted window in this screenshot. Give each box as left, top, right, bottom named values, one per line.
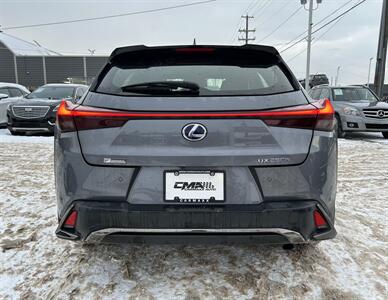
left=97, top=65, right=294, bottom=97
left=95, top=48, right=296, bottom=97
left=0, top=88, right=10, bottom=96
left=26, top=86, right=75, bottom=100
left=9, top=88, right=23, bottom=97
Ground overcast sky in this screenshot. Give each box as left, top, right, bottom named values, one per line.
left=0, top=0, right=385, bottom=84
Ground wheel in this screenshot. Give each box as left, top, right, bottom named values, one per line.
left=335, top=116, right=346, bottom=138
left=382, top=132, right=388, bottom=139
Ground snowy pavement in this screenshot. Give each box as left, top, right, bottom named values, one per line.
left=0, top=129, right=387, bottom=299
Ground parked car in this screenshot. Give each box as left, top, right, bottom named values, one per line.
left=309, top=85, right=388, bottom=138
left=55, top=45, right=337, bottom=246
left=300, top=74, right=329, bottom=89
left=0, top=82, right=30, bottom=127
left=7, top=83, right=88, bottom=135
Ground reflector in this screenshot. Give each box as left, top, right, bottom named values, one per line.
left=64, top=211, right=77, bottom=228
left=314, top=210, right=328, bottom=229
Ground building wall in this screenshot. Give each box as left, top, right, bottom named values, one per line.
left=0, top=49, right=108, bottom=89
left=86, top=57, right=107, bottom=83
left=0, top=41, right=16, bottom=83
left=16, top=56, right=45, bottom=89
left=46, top=56, right=85, bottom=83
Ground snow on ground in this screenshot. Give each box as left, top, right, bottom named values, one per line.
left=0, top=130, right=387, bottom=300
left=0, top=129, right=53, bottom=144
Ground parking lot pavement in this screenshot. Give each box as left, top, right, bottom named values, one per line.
left=0, top=129, right=387, bottom=300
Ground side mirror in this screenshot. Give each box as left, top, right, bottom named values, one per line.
left=0, top=93, right=9, bottom=100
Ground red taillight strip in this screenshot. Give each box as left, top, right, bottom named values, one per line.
left=56, top=98, right=334, bottom=132
left=175, top=47, right=215, bottom=53
left=69, top=102, right=321, bottom=118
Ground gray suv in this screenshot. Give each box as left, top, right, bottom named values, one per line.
left=55, top=45, right=337, bottom=245
left=309, top=85, right=388, bottom=138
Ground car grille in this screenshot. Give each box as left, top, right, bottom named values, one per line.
left=363, top=109, right=388, bottom=119
left=12, top=106, right=50, bottom=119
left=365, top=123, right=388, bottom=129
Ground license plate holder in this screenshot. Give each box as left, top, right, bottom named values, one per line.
left=164, top=171, right=225, bottom=203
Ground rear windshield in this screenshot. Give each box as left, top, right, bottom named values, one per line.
left=95, top=49, right=296, bottom=97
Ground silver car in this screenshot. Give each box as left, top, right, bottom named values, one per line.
left=0, top=82, right=30, bottom=127
left=55, top=45, right=337, bottom=246
left=309, top=85, right=388, bottom=138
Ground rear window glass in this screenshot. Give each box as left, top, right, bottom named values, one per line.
left=97, top=65, right=294, bottom=97
left=95, top=49, right=296, bottom=97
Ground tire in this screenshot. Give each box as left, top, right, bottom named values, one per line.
left=335, top=115, right=346, bottom=138
left=382, top=132, right=388, bottom=139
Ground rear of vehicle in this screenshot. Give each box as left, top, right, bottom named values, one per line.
left=55, top=45, right=337, bottom=245
left=310, top=74, right=329, bottom=88
left=7, top=84, right=87, bottom=135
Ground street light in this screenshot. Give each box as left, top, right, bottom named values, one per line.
left=367, top=57, right=373, bottom=88
left=335, top=66, right=341, bottom=86
left=302, top=0, right=323, bottom=91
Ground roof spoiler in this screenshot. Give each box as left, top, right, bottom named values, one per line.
left=108, top=44, right=280, bottom=62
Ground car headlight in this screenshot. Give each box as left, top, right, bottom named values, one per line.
left=53, top=104, right=60, bottom=112
left=343, top=106, right=361, bottom=116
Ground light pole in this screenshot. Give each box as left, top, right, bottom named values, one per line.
left=335, top=66, right=341, bottom=86
left=367, top=57, right=373, bottom=87
left=373, top=0, right=387, bottom=97
left=301, top=0, right=322, bottom=91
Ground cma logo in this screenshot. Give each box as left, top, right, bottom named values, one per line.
left=258, top=157, right=290, bottom=164
left=174, top=182, right=216, bottom=191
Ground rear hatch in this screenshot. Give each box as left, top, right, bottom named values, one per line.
left=59, top=45, right=332, bottom=167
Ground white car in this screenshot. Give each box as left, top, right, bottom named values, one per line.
left=0, top=83, right=30, bottom=127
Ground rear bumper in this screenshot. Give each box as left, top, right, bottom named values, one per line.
left=56, top=200, right=336, bottom=244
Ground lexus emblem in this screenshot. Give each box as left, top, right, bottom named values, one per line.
left=182, top=123, right=207, bottom=141
left=377, top=110, right=385, bottom=118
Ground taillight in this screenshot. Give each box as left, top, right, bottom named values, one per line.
left=313, top=210, right=328, bottom=230
left=56, top=98, right=335, bottom=132
left=63, top=210, right=77, bottom=228
left=311, top=98, right=335, bottom=131
left=175, top=47, right=215, bottom=53
left=259, top=98, right=334, bottom=131
left=56, top=100, right=77, bottom=132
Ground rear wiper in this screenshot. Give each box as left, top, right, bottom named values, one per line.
left=121, top=81, right=200, bottom=95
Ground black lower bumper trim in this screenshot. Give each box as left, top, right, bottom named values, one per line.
left=56, top=200, right=336, bottom=244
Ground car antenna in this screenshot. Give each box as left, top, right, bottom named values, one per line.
left=193, top=38, right=196, bottom=45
